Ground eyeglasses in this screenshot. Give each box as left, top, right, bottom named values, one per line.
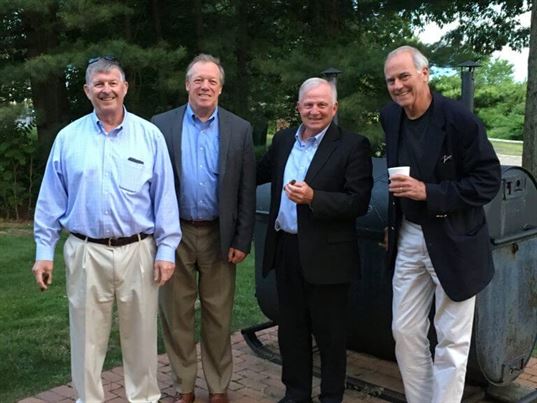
left=87, top=56, right=119, bottom=66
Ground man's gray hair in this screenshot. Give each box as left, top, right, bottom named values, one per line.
left=385, top=45, right=429, bottom=71
left=185, top=53, right=225, bottom=85
left=298, top=78, right=337, bottom=104
left=85, top=59, right=126, bottom=84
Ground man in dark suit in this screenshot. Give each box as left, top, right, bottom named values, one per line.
left=257, top=77, right=373, bottom=403
left=151, top=54, right=256, bottom=403
left=381, top=46, right=501, bottom=403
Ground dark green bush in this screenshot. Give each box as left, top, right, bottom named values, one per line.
left=0, top=104, right=38, bottom=220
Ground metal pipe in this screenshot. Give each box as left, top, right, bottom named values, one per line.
left=321, top=67, right=342, bottom=125
left=459, top=61, right=481, bottom=112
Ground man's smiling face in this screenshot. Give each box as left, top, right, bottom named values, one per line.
left=185, top=61, right=222, bottom=117
left=84, top=68, right=128, bottom=117
left=384, top=51, right=429, bottom=115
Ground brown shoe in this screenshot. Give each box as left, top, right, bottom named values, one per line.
left=174, top=392, right=195, bottom=403
left=209, top=393, right=229, bottom=403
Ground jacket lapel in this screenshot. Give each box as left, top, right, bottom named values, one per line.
left=418, top=93, right=446, bottom=180
left=271, top=129, right=296, bottom=212
left=304, top=122, right=340, bottom=183
left=385, top=106, right=403, bottom=168
left=385, top=93, right=446, bottom=181
left=173, top=105, right=186, bottom=178
left=218, top=108, right=231, bottom=185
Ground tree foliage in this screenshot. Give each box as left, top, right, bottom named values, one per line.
left=0, top=103, right=36, bottom=220
left=432, top=58, right=526, bottom=140
left=0, top=0, right=534, bottom=217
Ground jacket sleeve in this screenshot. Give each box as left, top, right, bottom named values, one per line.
left=426, top=114, right=501, bottom=212
left=310, top=135, right=373, bottom=219
left=231, top=123, right=256, bottom=254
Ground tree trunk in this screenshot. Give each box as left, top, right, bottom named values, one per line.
left=193, top=0, right=203, bottom=53
left=522, top=1, right=537, bottom=177
left=233, top=0, right=251, bottom=118
left=151, top=0, right=163, bottom=41
left=23, top=5, right=70, bottom=168
left=29, top=75, right=70, bottom=168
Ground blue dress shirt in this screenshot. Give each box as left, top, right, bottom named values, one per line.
left=275, top=124, right=328, bottom=234
left=180, top=104, right=220, bottom=221
left=34, top=110, right=181, bottom=262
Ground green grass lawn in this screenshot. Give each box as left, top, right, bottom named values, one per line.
left=0, top=222, right=266, bottom=403
left=490, top=138, right=523, bottom=156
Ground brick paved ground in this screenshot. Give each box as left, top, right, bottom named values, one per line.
left=18, top=325, right=537, bottom=403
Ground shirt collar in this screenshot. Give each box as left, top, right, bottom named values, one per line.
left=295, top=123, right=329, bottom=147
left=91, top=107, right=127, bottom=135
left=186, top=104, right=218, bottom=125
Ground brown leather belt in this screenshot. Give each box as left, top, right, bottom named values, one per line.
left=180, top=218, right=218, bottom=227
left=71, top=232, right=149, bottom=247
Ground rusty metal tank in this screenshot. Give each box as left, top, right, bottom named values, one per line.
left=254, top=158, right=537, bottom=387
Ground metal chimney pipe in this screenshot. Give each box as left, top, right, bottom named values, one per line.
left=321, top=67, right=342, bottom=124
left=459, top=61, right=481, bottom=112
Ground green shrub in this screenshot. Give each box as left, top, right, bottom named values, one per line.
left=0, top=104, right=38, bottom=220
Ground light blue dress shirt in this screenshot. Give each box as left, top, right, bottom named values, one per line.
left=275, top=124, right=328, bottom=234
left=34, top=110, right=181, bottom=262
left=180, top=104, right=220, bottom=221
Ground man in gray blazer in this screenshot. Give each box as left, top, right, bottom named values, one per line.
left=151, top=54, right=256, bottom=403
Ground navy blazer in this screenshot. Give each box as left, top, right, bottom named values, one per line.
left=381, top=92, right=501, bottom=301
left=257, top=122, right=373, bottom=285
left=151, top=105, right=256, bottom=259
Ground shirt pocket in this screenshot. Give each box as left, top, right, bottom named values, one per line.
left=119, top=159, right=146, bottom=192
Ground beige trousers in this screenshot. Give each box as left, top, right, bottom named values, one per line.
left=392, top=219, right=475, bottom=403
left=64, top=235, right=160, bottom=403
left=159, top=221, right=236, bottom=394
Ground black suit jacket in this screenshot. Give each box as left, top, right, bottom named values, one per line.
left=381, top=92, right=501, bottom=301
left=257, top=122, right=373, bottom=285
left=151, top=105, right=256, bottom=259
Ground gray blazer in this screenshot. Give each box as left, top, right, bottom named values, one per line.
left=151, top=105, right=256, bottom=259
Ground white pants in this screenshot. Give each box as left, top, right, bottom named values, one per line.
left=64, top=235, right=160, bottom=403
left=392, top=219, right=475, bottom=403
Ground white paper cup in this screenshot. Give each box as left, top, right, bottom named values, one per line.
left=388, top=166, right=410, bottom=178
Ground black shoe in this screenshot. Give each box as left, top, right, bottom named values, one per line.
left=318, top=394, right=343, bottom=403
left=277, top=397, right=313, bottom=403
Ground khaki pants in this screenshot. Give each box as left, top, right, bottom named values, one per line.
left=64, top=235, right=160, bottom=403
left=159, top=221, right=236, bottom=394
left=392, top=219, right=475, bottom=403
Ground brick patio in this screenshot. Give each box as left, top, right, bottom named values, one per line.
left=18, top=325, right=537, bottom=403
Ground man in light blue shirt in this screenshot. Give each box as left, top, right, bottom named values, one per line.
left=257, top=78, right=373, bottom=403
left=32, top=57, right=181, bottom=403
left=274, top=126, right=328, bottom=234
left=179, top=102, right=220, bottom=221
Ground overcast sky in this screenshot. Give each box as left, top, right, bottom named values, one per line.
left=417, top=11, right=531, bottom=82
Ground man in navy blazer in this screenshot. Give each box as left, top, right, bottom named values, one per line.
left=381, top=46, right=501, bottom=403
left=257, top=78, right=373, bottom=403
left=151, top=54, right=255, bottom=403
